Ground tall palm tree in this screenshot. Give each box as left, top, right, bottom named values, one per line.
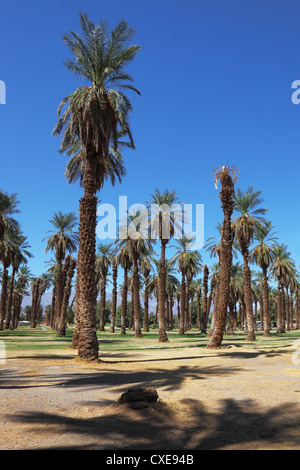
left=116, top=241, right=132, bottom=335
left=147, top=189, right=182, bottom=342
left=121, top=215, right=153, bottom=338
left=207, top=165, right=239, bottom=349
left=232, top=185, right=268, bottom=341
left=250, top=222, right=277, bottom=336
left=96, top=242, right=113, bottom=331
left=44, top=211, right=78, bottom=329
left=172, top=236, right=202, bottom=335
left=58, top=255, right=77, bottom=336
left=4, top=231, right=33, bottom=329
left=270, top=243, right=294, bottom=333
left=53, top=13, right=141, bottom=361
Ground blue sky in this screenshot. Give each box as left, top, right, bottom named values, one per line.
left=1, top=0, right=300, bottom=283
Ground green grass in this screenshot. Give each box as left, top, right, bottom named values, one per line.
left=0, top=325, right=299, bottom=354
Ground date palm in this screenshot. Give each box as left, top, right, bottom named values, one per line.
left=172, top=236, right=202, bottom=335
left=4, top=231, right=33, bottom=329
left=250, top=222, right=277, bottom=336
left=116, top=241, right=133, bottom=335
left=207, top=165, right=239, bottom=349
left=96, top=242, right=113, bottom=331
left=147, top=189, right=182, bottom=342
left=232, top=185, right=268, bottom=341
left=53, top=13, right=141, bottom=360
left=44, top=211, right=78, bottom=329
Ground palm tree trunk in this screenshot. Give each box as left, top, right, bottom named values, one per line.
left=262, top=266, right=271, bottom=336
left=58, top=258, right=76, bottom=336
left=132, top=254, right=142, bottom=338
left=242, top=249, right=256, bottom=341
left=4, top=266, right=17, bottom=329
left=207, top=169, right=235, bottom=349
left=99, top=277, right=106, bottom=331
left=77, top=154, right=99, bottom=361
left=203, top=265, right=209, bottom=331
left=120, top=268, right=128, bottom=335
left=110, top=261, right=118, bottom=333
left=143, top=282, right=149, bottom=332
left=179, top=272, right=185, bottom=335
left=158, top=241, right=168, bottom=342
left=0, top=264, right=9, bottom=330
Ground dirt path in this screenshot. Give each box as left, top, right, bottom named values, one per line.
left=0, top=343, right=300, bottom=450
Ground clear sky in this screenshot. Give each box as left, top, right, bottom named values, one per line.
left=1, top=0, right=300, bottom=282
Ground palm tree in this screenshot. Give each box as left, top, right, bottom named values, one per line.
left=57, top=255, right=76, bottom=336
left=44, top=211, right=78, bottom=329
left=4, top=231, right=33, bottom=329
left=121, top=215, right=153, bottom=338
left=207, top=165, right=239, bottom=349
left=53, top=13, right=141, bottom=361
left=12, top=266, right=31, bottom=329
left=232, top=185, right=268, bottom=341
left=172, top=236, right=202, bottom=335
left=140, top=254, right=153, bottom=333
left=270, top=243, right=295, bottom=333
left=0, top=231, right=15, bottom=329
left=96, top=242, right=113, bottom=331
left=147, top=189, right=182, bottom=342
left=116, top=242, right=132, bottom=335
left=250, top=222, right=277, bottom=336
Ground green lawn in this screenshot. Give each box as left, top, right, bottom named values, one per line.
left=0, top=324, right=299, bottom=354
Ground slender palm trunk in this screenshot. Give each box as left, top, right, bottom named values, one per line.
left=241, top=249, right=256, bottom=341
left=4, top=266, right=17, bottom=329
left=58, top=257, right=76, bottom=336
left=120, top=268, right=128, bottom=335
left=203, top=265, right=209, bottom=332
left=99, top=277, right=106, bottom=331
left=110, top=262, right=118, bottom=333
left=143, top=282, right=149, bottom=332
left=0, top=264, right=9, bottom=330
left=262, top=265, right=271, bottom=336
left=158, top=241, right=168, bottom=342
left=132, top=254, right=142, bottom=338
left=179, top=271, right=185, bottom=335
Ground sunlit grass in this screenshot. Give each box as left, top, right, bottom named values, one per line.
left=0, top=324, right=298, bottom=355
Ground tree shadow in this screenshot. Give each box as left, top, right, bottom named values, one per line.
left=7, top=397, right=300, bottom=450
left=0, top=363, right=242, bottom=393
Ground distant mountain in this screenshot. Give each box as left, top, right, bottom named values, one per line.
left=21, top=290, right=161, bottom=313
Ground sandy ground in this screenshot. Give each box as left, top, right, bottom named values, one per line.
left=0, top=339, right=300, bottom=450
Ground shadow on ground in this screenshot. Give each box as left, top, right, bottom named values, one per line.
left=7, top=397, right=300, bottom=450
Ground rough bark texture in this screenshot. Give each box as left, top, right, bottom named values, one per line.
left=132, top=254, right=142, bottom=338
left=241, top=249, right=256, bottom=341
left=4, top=266, right=16, bottom=329
left=179, top=272, right=185, bottom=335
left=203, top=265, right=209, bottom=332
left=120, top=269, right=128, bottom=335
left=158, top=241, right=168, bottom=342
left=110, top=261, right=118, bottom=333
left=262, top=265, right=271, bottom=336
left=77, top=194, right=99, bottom=361
left=58, top=256, right=76, bottom=336
left=207, top=169, right=235, bottom=349
left=0, top=265, right=9, bottom=330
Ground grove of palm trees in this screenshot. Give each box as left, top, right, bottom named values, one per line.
left=1, top=3, right=300, bottom=452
